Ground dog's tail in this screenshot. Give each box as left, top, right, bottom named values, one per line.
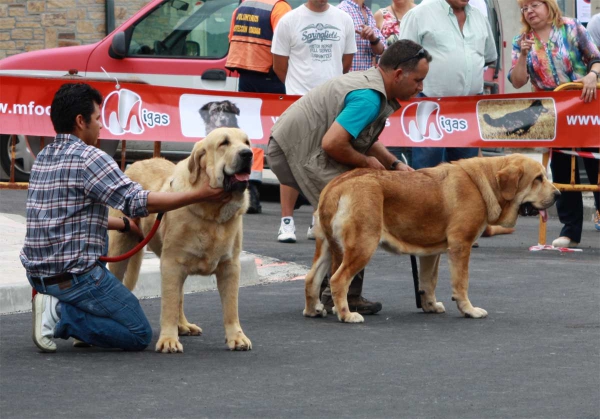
left=483, top=113, right=503, bottom=127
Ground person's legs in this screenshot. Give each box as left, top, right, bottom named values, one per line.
left=444, top=147, right=479, bottom=163
left=581, top=149, right=600, bottom=232
left=266, top=138, right=301, bottom=243
left=550, top=151, right=583, bottom=244
left=320, top=269, right=381, bottom=315
left=412, top=147, right=445, bottom=169
left=29, top=264, right=152, bottom=351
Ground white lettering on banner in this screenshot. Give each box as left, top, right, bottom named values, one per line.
left=142, top=109, right=170, bottom=128
left=439, top=116, right=468, bottom=133
left=566, top=115, right=600, bottom=125
left=0, top=101, right=50, bottom=116
left=271, top=116, right=279, bottom=123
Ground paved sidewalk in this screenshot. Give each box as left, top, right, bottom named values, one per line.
left=0, top=214, right=308, bottom=315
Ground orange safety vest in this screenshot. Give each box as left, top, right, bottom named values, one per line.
left=226, top=0, right=284, bottom=74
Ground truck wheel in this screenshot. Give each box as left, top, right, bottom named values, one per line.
left=0, top=134, right=36, bottom=182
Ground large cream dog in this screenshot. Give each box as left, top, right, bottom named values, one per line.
left=303, top=154, right=560, bottom=323
left=108, top=128, right=253, bottom=352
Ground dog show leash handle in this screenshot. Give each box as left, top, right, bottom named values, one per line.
left=410, top=255, right=422, bottom=309
left=99, top=212, right=164, bottom=263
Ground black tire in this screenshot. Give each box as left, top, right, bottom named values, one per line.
left=0, top=134, right=33, bottom=182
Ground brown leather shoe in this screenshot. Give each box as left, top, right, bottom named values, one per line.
left=320, top=294, right=382, bottom=315
left=348, top=296, right=382, bottom=315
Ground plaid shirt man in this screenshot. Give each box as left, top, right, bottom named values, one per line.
left=338, top=0, right=386, bottom=71
left=20, top=134, right=149, bottom=277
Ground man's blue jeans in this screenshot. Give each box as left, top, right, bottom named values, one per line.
left=28, top=264, right=152, bottom=351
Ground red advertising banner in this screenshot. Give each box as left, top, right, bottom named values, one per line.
left=0, top=75, right=598, bottom=147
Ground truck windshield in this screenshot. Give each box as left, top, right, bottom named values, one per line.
left=129, top=0, right=238, bottom=59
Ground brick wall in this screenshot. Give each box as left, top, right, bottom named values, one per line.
left=0, top=0, right=150, bottom=59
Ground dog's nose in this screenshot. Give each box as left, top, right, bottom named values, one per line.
left=239, top=148, right=253, bottom=161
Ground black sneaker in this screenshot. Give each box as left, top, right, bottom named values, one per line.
left=320, top=294, right=382, bottom=315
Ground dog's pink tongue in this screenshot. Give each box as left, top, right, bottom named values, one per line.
left=234, top=173, right=250, bottom=182
left=540, top=209, right=548, bottom=223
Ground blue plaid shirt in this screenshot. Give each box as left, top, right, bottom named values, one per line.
left=20, top=134, right=149, bottom=276
left=338, top=0, right=386, bottom=71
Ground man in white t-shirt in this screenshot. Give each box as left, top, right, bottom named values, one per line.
left=271, top=0, right=357, bottom=243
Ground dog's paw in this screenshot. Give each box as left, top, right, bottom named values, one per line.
left=178, top=322, right=202, bottom=336
left=463, top=307, right=488, bottom=319
left=303, top=303, right=327, bottom=318
left=225, top=330, right=252, bottom=351
left=338, top=312, right=364, bottom=323
left=422, top=301, right=446, bottom=314
left=155, top=336, right=184, bottom=353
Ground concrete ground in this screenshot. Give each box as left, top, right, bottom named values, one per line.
left=0, top=188, right=599, bottom=418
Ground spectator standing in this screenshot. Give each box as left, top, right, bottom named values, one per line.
left=271, top=0, right=356, bottom=243
left=399, top=0, right=497, bottom=170
left=588, top=13, right=600, bottom=47
left=374, top=0, right=415, bottom=46
left=374, top=0, right=415, bottom=166
left=268, top=40, right=428, bottom=315
left=226, top=0, right=292, bottom=214
left=508, top=0, right=600, bottom=244
left=338, top=0, right=386, bottom=71
left=23, top=83, right=231, bottom=353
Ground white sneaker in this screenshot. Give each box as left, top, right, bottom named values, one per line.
left=278, top=218, right=296, bottom=243
left=307, top=225, right=316, bottom=240
left=552, top=236, right=579, bottom=248
left=32, top=294, right=59, bottom=353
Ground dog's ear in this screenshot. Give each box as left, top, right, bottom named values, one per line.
left=228, top=102, right=240, bottom=116
left=188, top=146, right=206, bottom=185
left=199, top=103, right=211, bottom=123
left=496, top=164, right=524, bottom=201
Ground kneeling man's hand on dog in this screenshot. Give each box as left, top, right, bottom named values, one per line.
left=195, top=184, right=232, bottom=203
left=394, top=162, right=414, bottom=172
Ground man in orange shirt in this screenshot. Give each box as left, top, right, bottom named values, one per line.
left=226, top=0, right=292, bottom=213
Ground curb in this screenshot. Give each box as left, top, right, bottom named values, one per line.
left=0, top=253, right=261, bottom=315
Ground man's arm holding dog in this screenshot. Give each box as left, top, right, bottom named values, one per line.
left=146, top=186, right=231, bottom=213
left=366, top=142, right=413, bottom=171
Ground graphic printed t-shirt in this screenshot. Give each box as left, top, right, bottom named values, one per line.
left=271, top=5, right=357, bottom=95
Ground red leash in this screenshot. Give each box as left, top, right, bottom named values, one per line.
left=99, top=212, right=164, bottom=263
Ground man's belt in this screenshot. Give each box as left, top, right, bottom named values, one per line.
left=30, top=265, right=95, bottom=287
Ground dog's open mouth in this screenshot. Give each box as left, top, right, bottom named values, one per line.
left=519, top=202, right=547, bottom=222
left=223, top=167, right=251, bottom=193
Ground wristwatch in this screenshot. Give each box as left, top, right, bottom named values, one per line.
left=590, top=69, right=600, bottom=78
left=119, top=216, right=131, bottom=233
left=369, top=39, right=380, bottom=46
left=389, top=159, right=402, bottom=170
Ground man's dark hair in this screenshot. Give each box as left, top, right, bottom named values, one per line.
left=379, top=39, right=432, bottom=72
left=50, top=83, right=103, bottom=134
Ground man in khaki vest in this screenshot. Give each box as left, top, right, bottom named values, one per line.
left=267, top=39, right=431, bottom=315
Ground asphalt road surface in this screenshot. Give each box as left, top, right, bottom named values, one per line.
left=1, top=189, right=599, bottom=418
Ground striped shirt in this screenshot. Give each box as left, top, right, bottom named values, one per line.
left=338, top=0, right=386, bottom=71
left=20, top=134, right=149, bottom=276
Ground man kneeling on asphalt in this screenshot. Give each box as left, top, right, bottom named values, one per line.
left=268, top=39, right=430, bottom=315
left=22, top=83, right=231, bottom=353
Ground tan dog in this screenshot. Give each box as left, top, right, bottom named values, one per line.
left=303, top=154, right=560, bottom=323
left=108, top=128, right=253, bottom=352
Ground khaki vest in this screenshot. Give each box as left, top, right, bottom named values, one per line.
left=271, top=67, right=400, bottom=206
